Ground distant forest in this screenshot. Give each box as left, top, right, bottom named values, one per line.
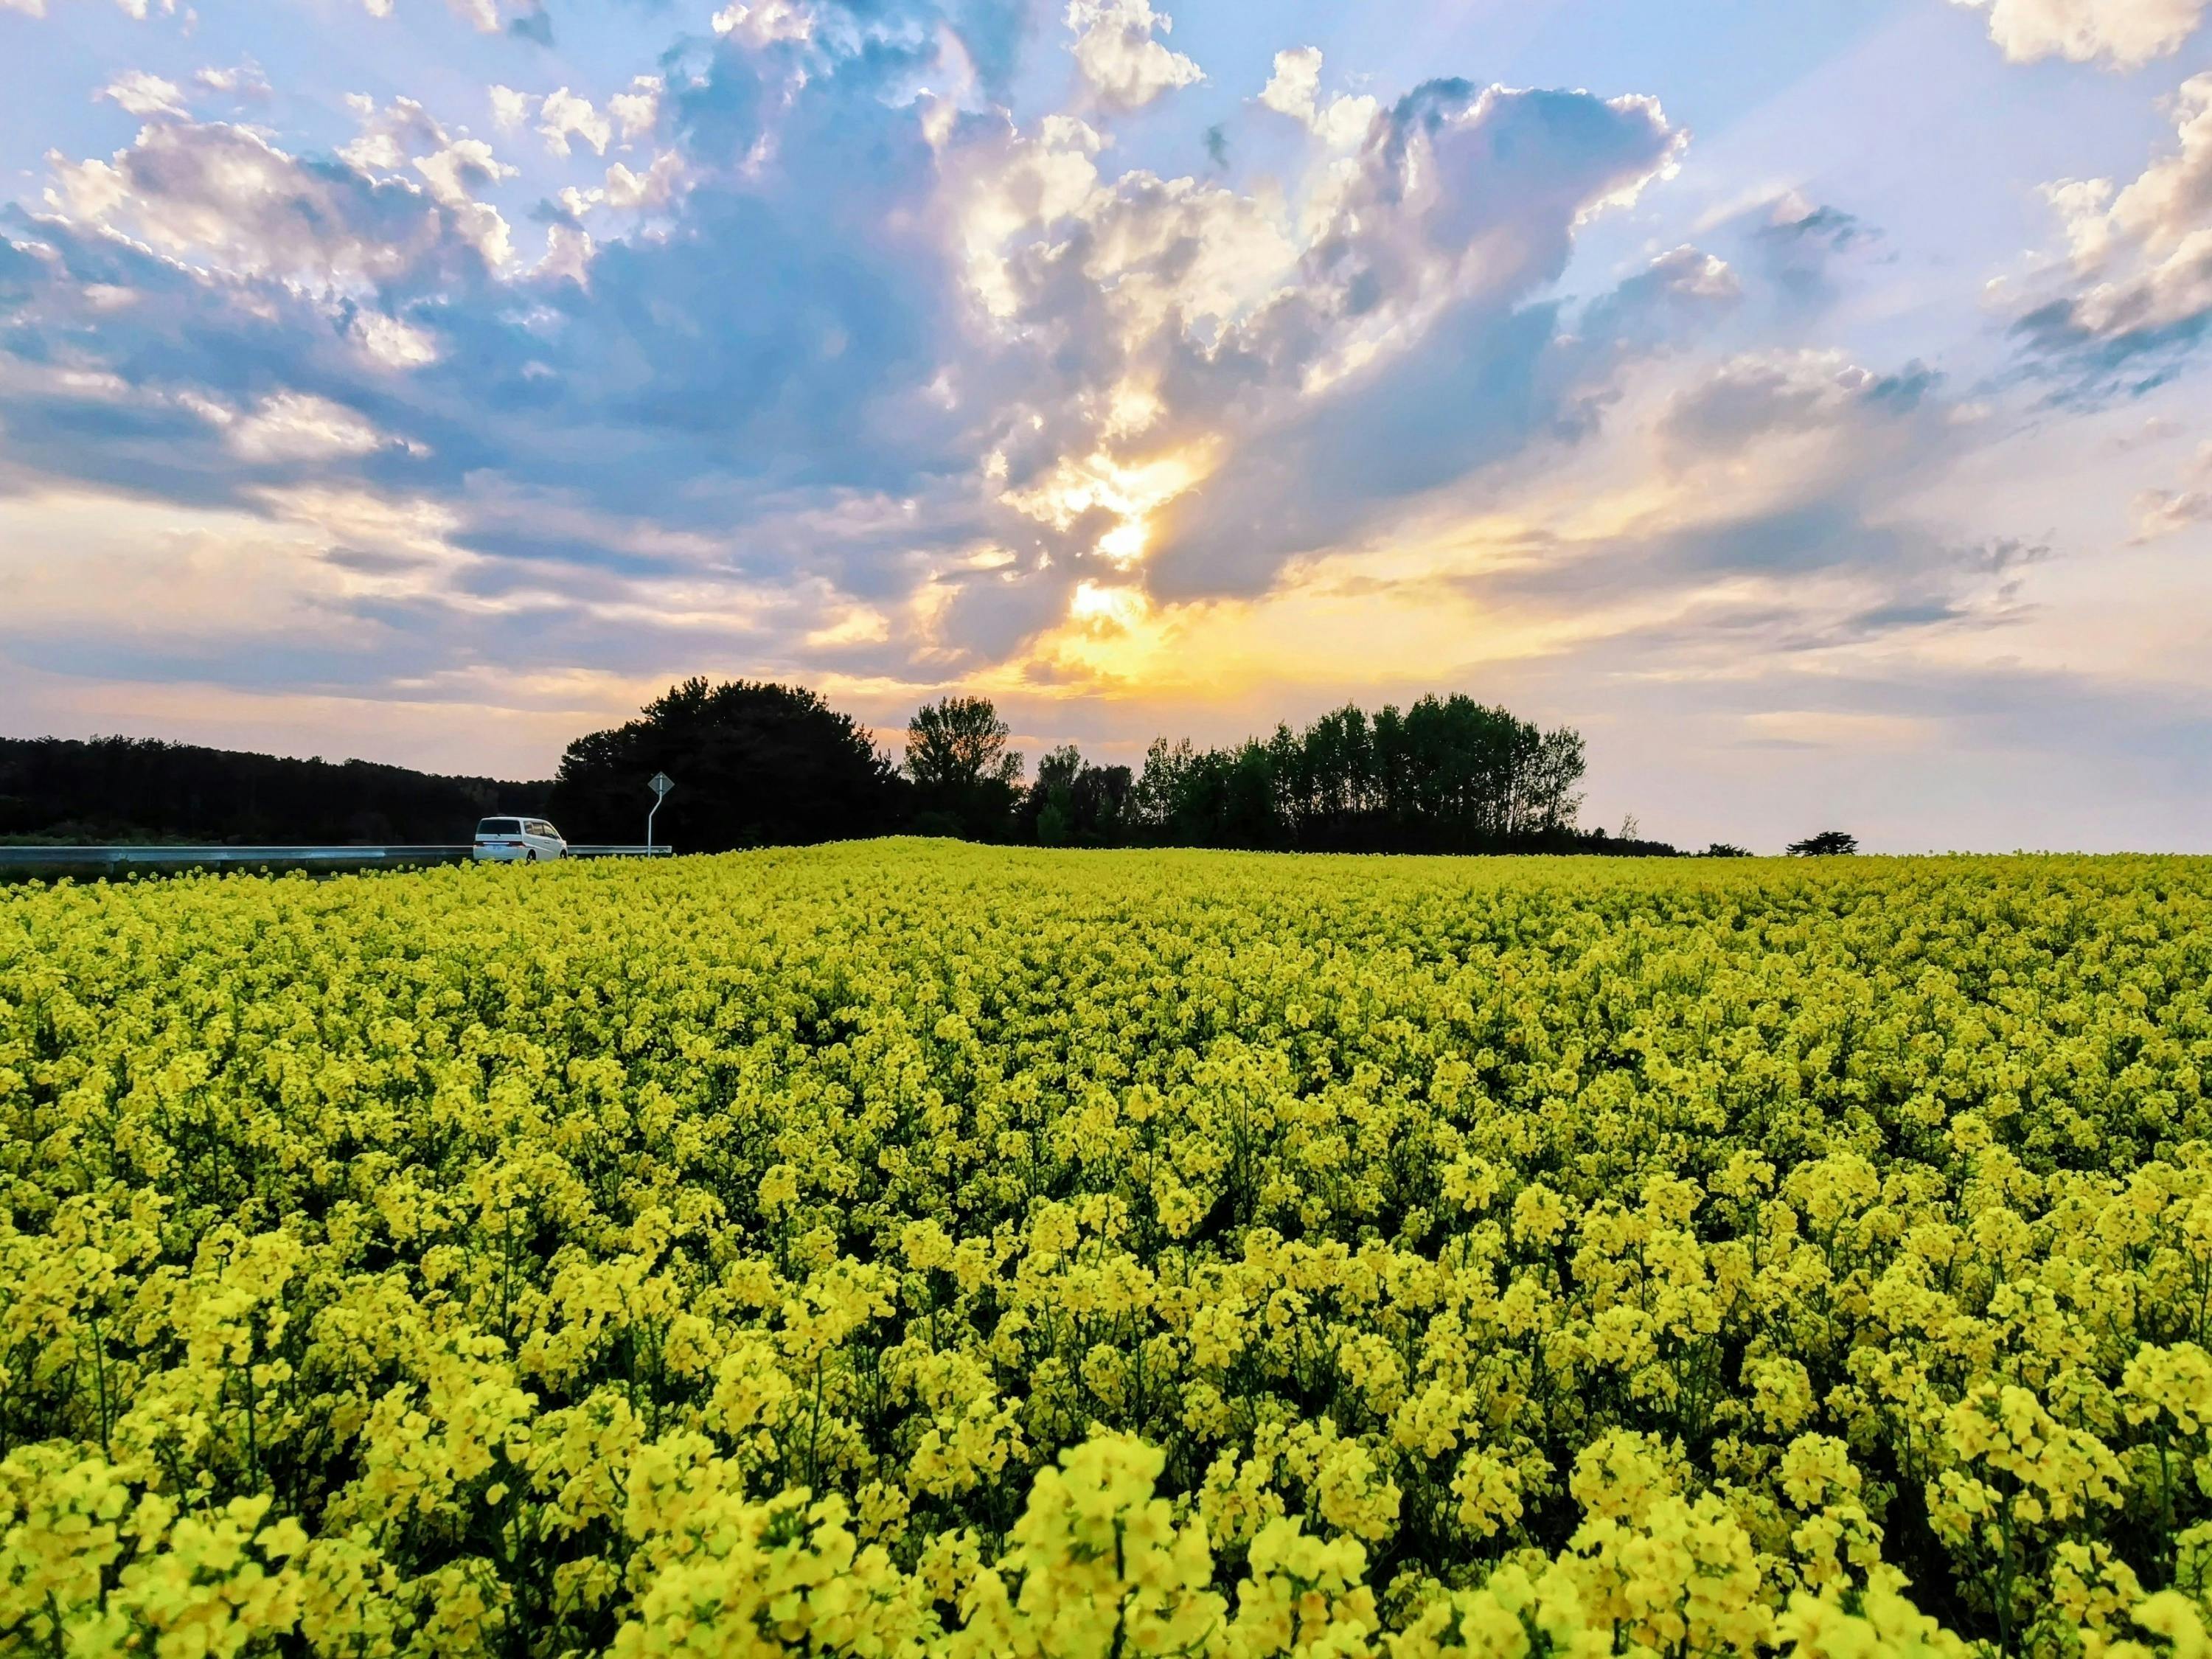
left=0, top=737, right=549, bottom=845
left=5, top=680, right=1716, bottom=855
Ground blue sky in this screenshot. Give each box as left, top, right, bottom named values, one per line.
left=2, top=0, right=2210, bottom=851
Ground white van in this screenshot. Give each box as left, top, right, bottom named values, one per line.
left=473, top=817, right=568, bottom=862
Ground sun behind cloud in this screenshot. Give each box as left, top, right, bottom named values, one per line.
left=1, top=0, right=2211, bottom=848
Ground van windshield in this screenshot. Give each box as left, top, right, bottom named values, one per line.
left=477, top=818, right=523, bottom=836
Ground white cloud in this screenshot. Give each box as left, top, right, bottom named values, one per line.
left=538, top=87, right=612, bottom=158
left=0, top=0, right=175, bottom=15
left=338, top=93, right=448, bottom=173
left=342, top=96, right=519, bottom=266
left=194, top=63, right=273, bottom=102
left=49, top=109, right=516, bottom=282
left=1065, top=0, right=1203, bottom=110
left=1647, top=244, right=1742, bottom=303
left=1257, top=46, right=1377, bottom=149
left=351, top=310, right=442, bottom=369
left=610, top=75, right=663, bottom=142
left=1656, top=349, right=1941, bottom=478
left=99, top=71, right=187, bottom=119
left=712, top=0, right=815, bottom=46
left=938, top=112, right=1103, bottom=316
left=1258, top=46, right=1321, bottom=120
left=536, top=222, right=595, bottom=288
left=489, top=85, right=534, bottom=131
left=1949, top=0, right=2205, bottom=66
left=605, top=150, right=684, bottom=209
left=229, top=393, right=391, bottom=462
left=806, top=605, right=891, bottom=647
left=2034, top=72, right=2212, bottom=338
left=2107, top=73, right=2212, bottom=248
left=2131, top=442, right=2212, bottom=538
left=2131, top=481, right=2212, bottom=536
left=414, top=139, right=518, bottom=262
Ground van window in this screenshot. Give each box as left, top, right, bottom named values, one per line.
left=477, top=818, right=522, bottom=836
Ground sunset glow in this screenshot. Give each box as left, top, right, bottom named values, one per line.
left=1, top=0, right=2209, bottom=849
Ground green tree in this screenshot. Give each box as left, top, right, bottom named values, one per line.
left=904, top=695, right=1024, bottom=841
left=1787, top=830, right=1860, bottom=856
left=904, top=697, right=1023, bottom=792
left=1124, top=696, right=1592, bottom=854
left=1022, top=744, right=1135, bottom=846
left=1133, top=743, right=1203, bottom=845
left=546, top=678, right=902, bottom=852
left=1522, top=726, right=1587, bottom=835
left=1030, top=744, right=1081, bottom=846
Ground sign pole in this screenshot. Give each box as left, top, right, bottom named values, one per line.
left=647, top=772, right=674, bottom=850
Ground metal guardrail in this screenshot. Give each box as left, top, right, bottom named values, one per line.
left=0, top=844, right=673, bottom=871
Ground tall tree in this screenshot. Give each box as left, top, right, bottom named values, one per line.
left=546, top=678, right=903, bottom=851
left=1020, top=744, right=1134, bottom=846
left=904, top=697, right=1023, bottom=791
left=904, top=695, right=1024, bottom=841
left=1070, top=762, right=1133, bottom=844
left=1522, top=727, right=1587, bottom=835
left=1021, top=744, right=1082, bottom=845
left=1131, top=737, right=1194, bottom=837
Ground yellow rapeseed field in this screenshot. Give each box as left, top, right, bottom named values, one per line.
left=6, top=841, right=2212, bottom=1658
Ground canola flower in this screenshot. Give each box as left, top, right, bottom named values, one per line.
left=4, top=840, right=2212, bottom=1658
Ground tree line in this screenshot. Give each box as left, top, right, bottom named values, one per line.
left=544, top=678, right=1694, bottom=856
left=0, top=736, right=549, bottom=845
left=7, top=680, right=1824, bottom=856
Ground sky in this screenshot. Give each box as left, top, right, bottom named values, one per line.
left=1, top=0, right=2210, bottom=852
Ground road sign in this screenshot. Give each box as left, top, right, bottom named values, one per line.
left=650, top=772, right=675, bottom=797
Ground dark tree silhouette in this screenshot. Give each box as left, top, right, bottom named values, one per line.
left=904, top=697, right=1022, bottom=790
left=903, top=696, right=1024, bottom=840
left=1703, top=843, right=1753, bottom=858
left=0, top=737, right=545, bottom=844
left=1018, top=745, right=1133, bottom=846
left=1786, top=830, right=1860, bottom=856
left=1127, top=695, right=1603, bottom=854
left=547, top=678, right=903, bottom=851
left=1023, top=744, right=1082, bottom=846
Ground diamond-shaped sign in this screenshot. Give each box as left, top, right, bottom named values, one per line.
left=650, top=772, right=675, bottom=797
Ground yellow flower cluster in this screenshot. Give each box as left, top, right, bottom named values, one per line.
left=5, top=841, right=2212, bottom=1659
